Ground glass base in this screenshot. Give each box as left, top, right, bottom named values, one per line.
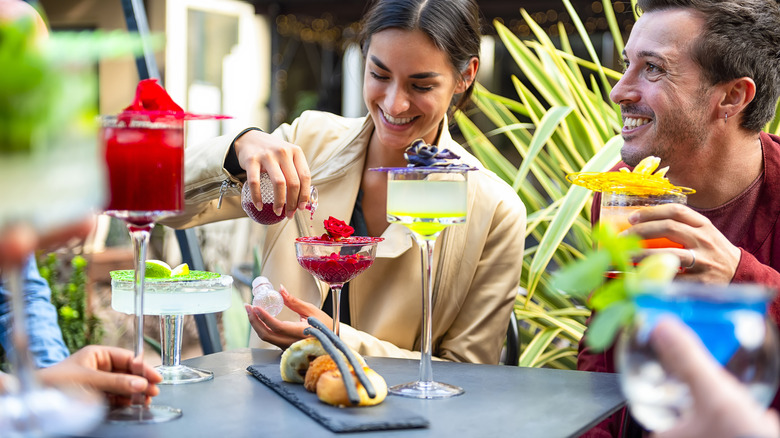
left=389, top=380, right=464, bottom=399
left=156, top=365, right=214, bottom=385
left=107, top=404, right=182, bottom=424
left=0, top=386, right=105, bottom=436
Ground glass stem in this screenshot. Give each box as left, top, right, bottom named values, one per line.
left=6, top=263, right=37, bottom=394
left=415, top=234, right=437, bottom=386
left=330, top=285, right=343, bottom=337
left=128, top=223, right=153, bottom=407
left=159, top=315, right=182, bottom=367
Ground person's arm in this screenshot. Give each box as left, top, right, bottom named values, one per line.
left=36, top=345, right=162, bottom=406
left=650, top=316, right=780, bottom=438
left=17, top=255, right=70, bottom=367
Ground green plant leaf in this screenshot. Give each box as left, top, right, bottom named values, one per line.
left=585, top=300, right=634, bottom=351
left=551, top=249, right=612, bottom=298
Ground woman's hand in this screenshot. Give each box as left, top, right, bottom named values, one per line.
left=233, top=129, right=312, bottom=219
left=244, top=285, right=333, bottom=349
left=37, top=345, right=162, bottom=407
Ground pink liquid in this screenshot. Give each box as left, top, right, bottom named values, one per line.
left=103, top=122, right=184, bottom=215
left=297, top=254, right=374, bottom=284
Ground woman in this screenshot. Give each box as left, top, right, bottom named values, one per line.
left=165, top=0, right=526, bottom=364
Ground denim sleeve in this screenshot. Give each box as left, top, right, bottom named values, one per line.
left=0, top=255, right=70, bottom=368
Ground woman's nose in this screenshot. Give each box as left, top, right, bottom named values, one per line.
left=384, top=84, right=411, bottom=114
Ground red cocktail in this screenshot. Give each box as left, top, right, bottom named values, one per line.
left=295, top=236, right=383, bottom=337
left=103, top=115, right=184, bottom=222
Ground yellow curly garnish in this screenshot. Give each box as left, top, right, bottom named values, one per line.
left=566, top=156, right=695, bottom=196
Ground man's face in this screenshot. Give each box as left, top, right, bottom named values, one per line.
left=610, top=9, right=717, bottom=168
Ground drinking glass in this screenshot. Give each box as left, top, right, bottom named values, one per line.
left=101, top=114, right=184, bottom=423
left=294, top=238, right=382, bottom=337
left=0, top=78, right=107, bottom=438
left=241, top=172, right=318, bottom=225
left=616, top=281, right=780, bottom=432
left=111, top=272, right=233, bottom=384
left=600, top=190, right=687, bottom=249
left=384, top=167, right=469, bottom=399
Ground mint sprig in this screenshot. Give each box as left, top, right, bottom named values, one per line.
left=551, top=226, right=643, bottom=351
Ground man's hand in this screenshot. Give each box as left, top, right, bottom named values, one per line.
left=626, top=204, right=741, bottom=283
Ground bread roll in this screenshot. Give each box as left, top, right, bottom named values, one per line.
left=315, top=367, right=388, bottom=407
left=280, top=338, right=327, bottom=383
left=304, top=355, right=340, bottom=392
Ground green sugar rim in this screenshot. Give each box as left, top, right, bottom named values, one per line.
left=110, top=270, right=222, bottom=282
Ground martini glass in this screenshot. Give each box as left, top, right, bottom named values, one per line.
left=616, top=281, right=780, bottom=432
left=384, top=167, right=469, bottom=399
left=294, top=237, right=382, bottom=337
left=101, top=114, right=183, bottom=423
left=110, top=271, right=233, bottom=384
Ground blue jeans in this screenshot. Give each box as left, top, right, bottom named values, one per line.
left=0, top=255, right=70, bottom=368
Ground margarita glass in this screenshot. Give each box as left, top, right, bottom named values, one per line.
left=616, top=282, right=780, bottom=432
left=110, top=270, right=232, bottom=384
left=384, top=167, right=469, bottom=399
left=295, top=237, right=382, bottom=337
left=101, top=113, right=184, bottom=423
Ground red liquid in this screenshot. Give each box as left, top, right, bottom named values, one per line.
left=297, top=254, right=374, bottom=284
left=242, top=200, right=285, bottom=225
left=103, top=122, right=184, bottom=215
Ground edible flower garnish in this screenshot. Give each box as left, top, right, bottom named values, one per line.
left=567, top=155, right=695, bottom=196
left=320, top=216, right=354, bottom=241
left=118, top=78, right=231, bottom=122
left=404, top=139, right=462, bottom=167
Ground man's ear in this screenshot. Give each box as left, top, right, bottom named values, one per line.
left=456, top=57, right=479, bottom=93
left=719, top=76, right=756, bottom=120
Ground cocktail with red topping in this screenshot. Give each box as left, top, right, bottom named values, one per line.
left=295, top=221, right=382, bottom=337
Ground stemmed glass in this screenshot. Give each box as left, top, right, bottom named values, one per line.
left=110, top=270, right=233, bottom=384
left=616, top=281, right=780, bottom=432
left=383, top=167, right=469, bottom=399
left=100, top=113, right=184, bottom=423
left=294, top=238, right=382, bottom=337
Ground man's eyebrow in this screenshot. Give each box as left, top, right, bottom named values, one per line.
left=369, top=55, right=441, bottom=79
left=622, top=49, right=667, bottom=62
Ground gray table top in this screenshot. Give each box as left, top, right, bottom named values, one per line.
left=83, top=348, right=624, bottom=438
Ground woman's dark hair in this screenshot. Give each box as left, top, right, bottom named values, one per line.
left=636, top=0, right=780, bottom=132
left=359, top=0, right=481, bottom=112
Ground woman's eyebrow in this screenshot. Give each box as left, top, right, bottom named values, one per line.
left=369, top=55, right=441, bottom=79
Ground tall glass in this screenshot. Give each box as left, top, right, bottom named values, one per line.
left=0, top=122, right=106, bottom=436
left=385, top=167, right=468, bottom=399
left=295, top=238, right=381, bottom=337
left=101, top=114, right=184, bottom=423
left=111, top=272, right=233, bottom=384
left=616, top=281, right=780, bottom=432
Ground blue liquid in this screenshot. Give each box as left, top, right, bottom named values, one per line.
left=635, top=294, right=769, bottom=366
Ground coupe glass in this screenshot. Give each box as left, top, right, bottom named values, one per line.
left=111, top=272, right=233, bottom=384
left=616, top=281, right=780, bottom=432
left=295, top=238, right=382, bottom=337
left=101, top=114, right=184, bottom=423
left=384, top=167, right=468, bottom=399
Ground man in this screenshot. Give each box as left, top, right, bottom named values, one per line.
left=578, top=0, right=780, bottom=436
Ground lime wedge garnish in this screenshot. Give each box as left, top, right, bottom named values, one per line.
left=171, top=263, right=189, bottom=277
left=145, top=260, right=172, bottom=278
left=636, top=253, right=680, bottom=284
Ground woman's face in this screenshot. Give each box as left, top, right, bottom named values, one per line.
left=363, top=28, right=470, bottom=152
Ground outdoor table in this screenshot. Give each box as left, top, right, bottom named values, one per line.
left=83, top=348, right=625, bottom=438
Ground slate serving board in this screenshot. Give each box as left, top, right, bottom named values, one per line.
left=247, top=364, right=429, bottom=433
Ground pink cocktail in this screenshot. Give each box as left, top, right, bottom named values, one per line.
left=295, top=236, right=382, bottom=336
